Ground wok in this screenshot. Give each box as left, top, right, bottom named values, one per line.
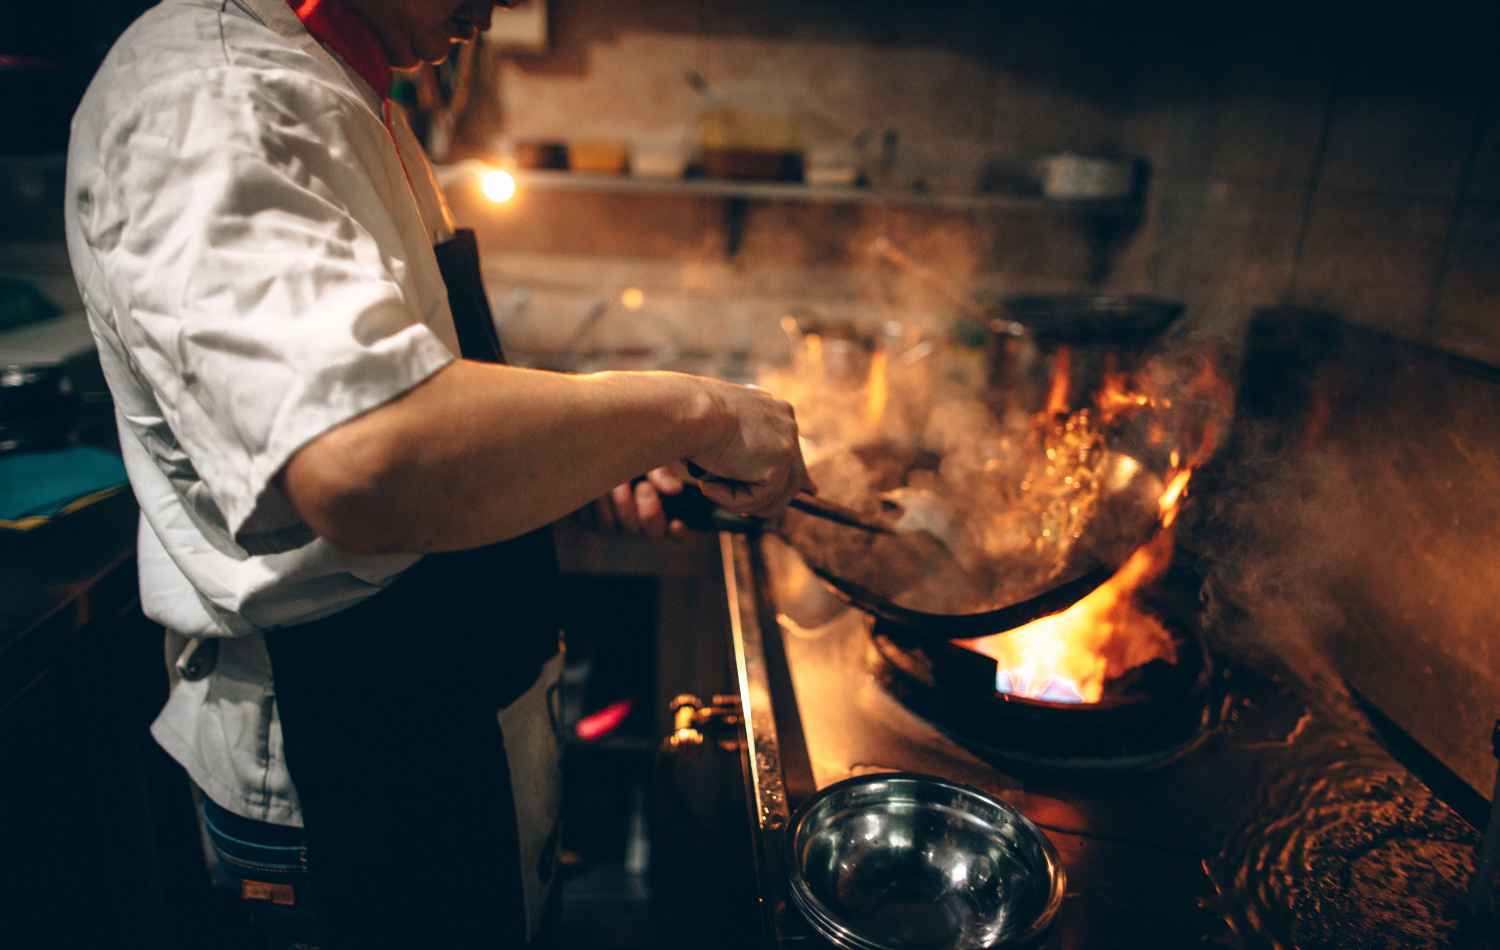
left=662, top=446, right=1167, bottom=641
left=986, top=295, right=1184, bottom=420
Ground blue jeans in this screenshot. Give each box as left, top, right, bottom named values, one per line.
left=198, top=795, right=326, bottom=950
left=196, top=794, right=563, bottom=948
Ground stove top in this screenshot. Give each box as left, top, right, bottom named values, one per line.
left=869, top=615, right=1213, bottom=769
left=722, top=534, right=1487, bottom=948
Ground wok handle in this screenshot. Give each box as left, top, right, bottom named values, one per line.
left=683, top=459, right=748, bottom=493
left=680, top=461, right=887, bottom=534
left=656, top=481, right=760, bottom=534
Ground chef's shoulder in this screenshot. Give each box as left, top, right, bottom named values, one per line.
left=73, top=0, right=375, bottom=156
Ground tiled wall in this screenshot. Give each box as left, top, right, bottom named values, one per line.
left=450, top=2, right=1500, bottom=365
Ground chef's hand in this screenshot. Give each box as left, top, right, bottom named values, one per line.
left=590, top=466, right=688, bottom=540
left=689, top=381, right=815, bottom=517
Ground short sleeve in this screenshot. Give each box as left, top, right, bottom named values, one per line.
left=78, top=71, right=456, bottom=554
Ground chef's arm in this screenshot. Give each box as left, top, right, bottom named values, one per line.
left=278, top=360, right=810, bottom=554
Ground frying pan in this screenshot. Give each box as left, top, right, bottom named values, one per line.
left=668, top=292, right=1188, bottom=639
left=997, top=294, right=1183, bottom=344
left=660, top=479, right=1141, bottom=641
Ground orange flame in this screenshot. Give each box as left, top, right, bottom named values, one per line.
left=960, top=354, right=1229, bottom=703
left=956, top=471, right=1192, bottom=704
left=865, top=349, right=889, bottom=426
left=1097, top=369, right=1155, bottom=422
left=1044, top=347, right=1072, bottom=416
left=1158, top=469, right=1192, bottom=527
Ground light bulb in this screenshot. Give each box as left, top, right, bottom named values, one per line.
left=481, top=168, right=517, bottom=204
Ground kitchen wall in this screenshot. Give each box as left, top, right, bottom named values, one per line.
left=445, top=1, right=1500, bottom=366
left=1113, top=12, right=1500, bottom=365
left=446, top=1, right=1131, bottom=361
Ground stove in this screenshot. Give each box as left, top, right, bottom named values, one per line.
left=869, top=612, right=1213, bottom=769
left=675, top=307, right=1500, bottom=948
left=718, top=530, right=1486, bottom=948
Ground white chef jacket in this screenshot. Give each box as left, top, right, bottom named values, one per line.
left=64, top=0, right=470, bottom=826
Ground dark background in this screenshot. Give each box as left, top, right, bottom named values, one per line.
left=1, top=0, right=151, bottom=155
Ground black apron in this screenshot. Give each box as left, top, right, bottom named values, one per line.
left=264, top=229, right=561, bottom=948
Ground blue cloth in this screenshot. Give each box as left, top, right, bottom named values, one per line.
left=0, top=446, right=127, bottom=524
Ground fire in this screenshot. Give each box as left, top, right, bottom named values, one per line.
left=955, top=473, right=1190, bottom=704
left=957, top=350, right=1228, bottom=704
left=804, top=333, right=823, bottom=373
left=1158, top=469, right=1191, bottom=526
left=1045, top=347, right=1072, bottom=416
left=865, top=349, right=889, bottom=426
left=1097, top=368, right=1156, bottom=422
left=760, top=313, right=1233, bottom=707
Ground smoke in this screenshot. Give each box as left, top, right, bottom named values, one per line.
left=755, top=282, right=1243, bottom=628
left=854, top=227, right=985, bottom=334
left=1191, top=422, right=1366, bottom=717
left=1185, top=325, right=1500, bottom=788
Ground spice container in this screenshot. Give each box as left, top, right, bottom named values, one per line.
left=513, top=140, right=568, bottom=170
left=1036, top=153, right=1138, bottom=202
left=568, top=140, right=630, bottom=175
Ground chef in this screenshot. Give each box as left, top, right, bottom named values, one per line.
left=63, top=0, right=811, bottom=946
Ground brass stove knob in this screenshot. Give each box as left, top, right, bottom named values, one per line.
left=668, top=693, right=707, bottom=751
left=664, top=693, right=742, bottom=753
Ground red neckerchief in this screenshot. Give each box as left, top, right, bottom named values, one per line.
left=286, top=0, right=392, bottom=101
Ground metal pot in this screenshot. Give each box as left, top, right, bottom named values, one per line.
left=985, top=294, right=1183, bottom=419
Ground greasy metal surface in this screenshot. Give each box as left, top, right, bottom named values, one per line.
left=730, top=535, right=1488, bottom=948
left=1210, top=311, right=1500, bottom=804
left=788, top=773, right=1065, bottom=950
left=723, top=533, right=790, bottom=835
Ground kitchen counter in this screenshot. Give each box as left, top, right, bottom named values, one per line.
left=0, top=485, right=138, bottom=704
left=1, top=258, right=135, bottom=689
left=0, top=481, right=189, bottom=948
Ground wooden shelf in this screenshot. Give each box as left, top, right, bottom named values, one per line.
left=436, top=159, right=1141, bottom=262
left=436, top=161, right=1138, bottom=217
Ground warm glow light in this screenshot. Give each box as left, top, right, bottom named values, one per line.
left=1045, top=347, right=1072, bottom=416
left=481, top=168, right=517, bottom=204
left=953, top=355, right=1233, bottom=705
left=958, top=523, right=1181, bottom=704
left=620, top=287, right=646, bottom=310
left=1097, top=369, right=1156, bottom=422
left=1157, top=469, right=1192, bottom=526
left=805, top=334, right=823, bottom=373
left=865, top=349, right=889, bottom=426
left=958, top=466, right=1196, bottom=704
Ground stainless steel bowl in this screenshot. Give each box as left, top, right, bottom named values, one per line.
left=787, top=773, right=1065, bottom=950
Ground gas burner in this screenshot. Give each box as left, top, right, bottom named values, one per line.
left=869, top=615, right=1215, bottom=770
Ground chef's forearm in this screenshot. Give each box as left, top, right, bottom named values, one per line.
left=280, top=360, right=731, bottom=553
